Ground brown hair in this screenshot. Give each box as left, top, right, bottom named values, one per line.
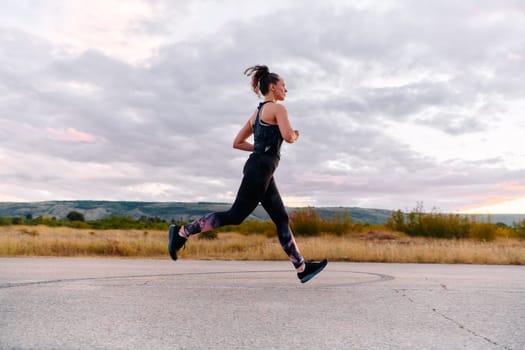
left=244, top=65, right=280, bottom=97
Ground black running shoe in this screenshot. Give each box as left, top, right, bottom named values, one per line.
left=297, top=259, right=328, bottom=283
left=168, top=224, right=187, bottom=261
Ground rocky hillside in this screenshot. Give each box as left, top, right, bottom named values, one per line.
left=0, top=201, right=393, bottom=224
left=1, top=201, right=522, bottom=225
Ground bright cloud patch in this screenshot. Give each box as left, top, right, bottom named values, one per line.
left=46, top=128, right=96, bottom=143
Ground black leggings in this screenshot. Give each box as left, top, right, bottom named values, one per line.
left=183, top=153, right=304, bottom=268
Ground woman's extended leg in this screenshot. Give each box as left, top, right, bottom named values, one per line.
left=260, top=177, right=305, bottom=269
left=260, top=182, right=327, bottom=282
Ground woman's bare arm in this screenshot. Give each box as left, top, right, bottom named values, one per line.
left=274, top=104, right=299, bottom=143
left=233, top=116, right=255, bottom=152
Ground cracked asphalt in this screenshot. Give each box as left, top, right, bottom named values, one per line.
left=0, top=258, right=523, bottom=350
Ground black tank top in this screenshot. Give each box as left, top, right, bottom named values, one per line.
left=253, top=101, right=284, bottom=158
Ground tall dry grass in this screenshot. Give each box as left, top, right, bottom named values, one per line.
left=0, top=225, right=166, bottom=257
left=297, top=233, right=525, bottom=265
left=1, top=225, right=524, bottom=264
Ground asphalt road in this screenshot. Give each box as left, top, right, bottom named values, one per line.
left=0, top=258, right=523, bottom=350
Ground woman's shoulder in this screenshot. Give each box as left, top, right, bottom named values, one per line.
left=267, top=102, right=287, bottom=114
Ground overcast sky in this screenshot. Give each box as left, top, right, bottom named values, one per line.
left=1, top=0, right=524, bottom=213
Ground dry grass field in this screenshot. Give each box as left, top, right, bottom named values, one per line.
left=1, top=225, right=524, bottom=264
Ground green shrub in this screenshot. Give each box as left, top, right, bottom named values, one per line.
left=199, top=230, right=218, bottom=240
left=470, top=222, right=498, bottom=241
left=215, top=220, right=276, bottom=237
left=0, top=217, right=12, bottom=226
left=212, top=208, right=355, bottom=237
left=387, top=205, right=500, bottom=240
left=12, top=217, right=24, bottom=225
left=513, top=219, right=525, bottom=240
left=86, top=215, right=169, bottom=230
left=290, top=207, right=355, bottom=236
left=238, top=220, right=275, bottom=235
left=321, top=212, right=353, bottom=236
left=290, top=207, right=321, bottom=236
left=67, top=211, right=85, bottom=222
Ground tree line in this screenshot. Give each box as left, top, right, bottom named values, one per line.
left=1, top=207, right=524, bottom=240
left=0, top=211, right=180, bottom=230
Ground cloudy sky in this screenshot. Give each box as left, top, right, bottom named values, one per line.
left=1, top=0, right=524, bottom=213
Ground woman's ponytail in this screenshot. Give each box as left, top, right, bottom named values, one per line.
left=244, top=65, right=280, bottom=97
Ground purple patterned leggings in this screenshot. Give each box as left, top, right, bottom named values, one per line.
left=183, top=153, right=305, bottom=268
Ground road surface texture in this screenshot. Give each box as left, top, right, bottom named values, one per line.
left=0, top=258, right=523, bottom=349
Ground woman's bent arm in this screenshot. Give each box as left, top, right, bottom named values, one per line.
left=233, top=119, right=255, bottom=152
left=274, top=104, right=298, bottom=143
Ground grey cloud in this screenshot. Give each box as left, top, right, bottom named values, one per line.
left=1, top=1, right=524, bottom=211
left=416, top=113, right=487, bottom=135
left=358, top=82, right=454, bottom=120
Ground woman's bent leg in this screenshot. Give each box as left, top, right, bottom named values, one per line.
left=183, top=200, right=256, bottom=236
left=183, top=156, right=274, bottom=236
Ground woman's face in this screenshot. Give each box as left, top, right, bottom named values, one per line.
left=271, top=78, right=288, bottom=101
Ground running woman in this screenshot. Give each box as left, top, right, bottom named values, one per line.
left=168, top=65, right=327, bottom=283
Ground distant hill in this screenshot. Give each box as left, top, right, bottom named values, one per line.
left=0, top=201, right=392, bottom=224
left=0, top=201, right=523, bottom=225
